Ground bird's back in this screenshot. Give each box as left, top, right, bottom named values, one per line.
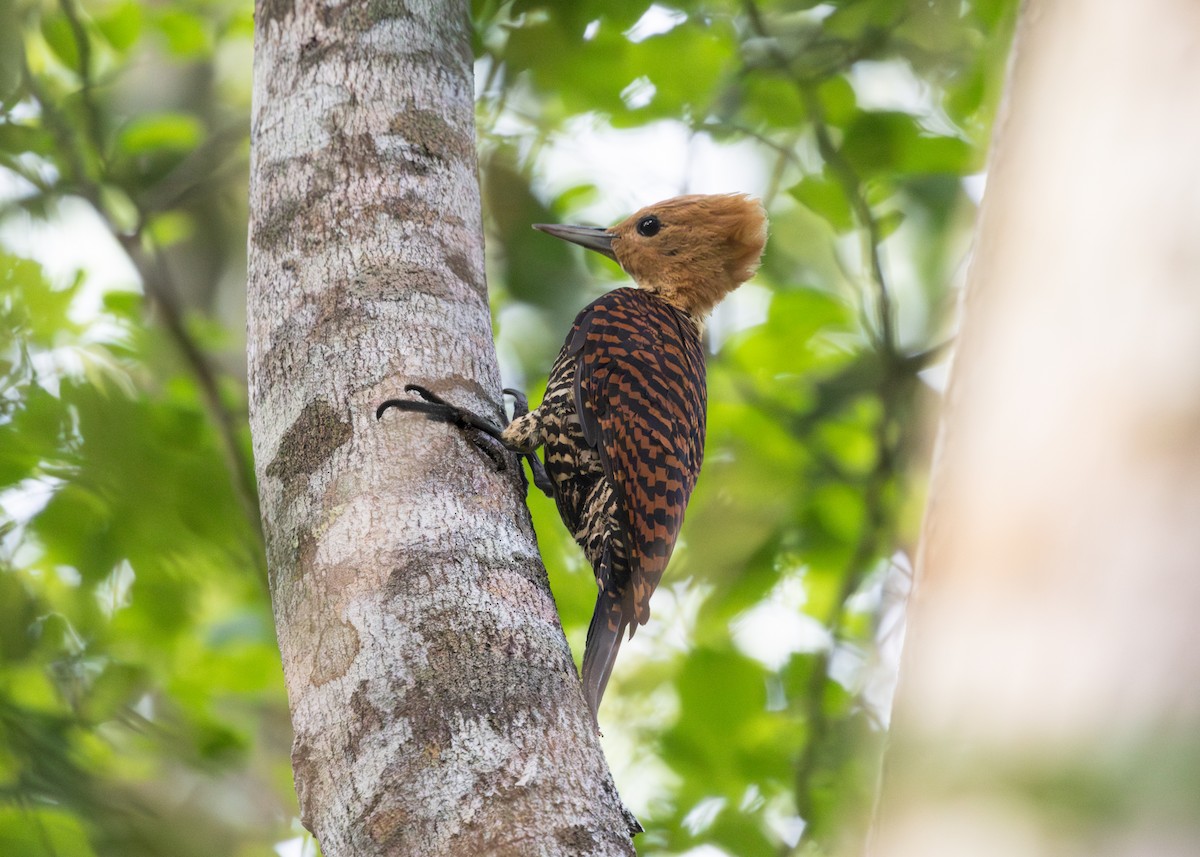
left=537, top=287, right=707, bottom=715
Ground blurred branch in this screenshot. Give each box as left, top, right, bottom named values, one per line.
left=714, top=2, right=922, bottom=799
left=799, top=84, right=895, bottom=356
left=139, top=124, right=248, bottom=214
left=741, top=1, right=899, bottom=82
left=789, top=404, right=896, bottom=855
left=696, top=118, right=803, bottom=165
left=732, top=352, right=904, bottom=854
left=120, top=233, right=265, bottom=559
left=903, top=337, right=954, bottom=371
left=58, top=0, right=106, bottom=160
left=741, top=0, right=897, bottom=357
left=730, top=368, right=905, bottom=856
left=21, top=65, right=99, bottom=203
left=696, top=119, right=803, bottom=207
left=762, top=133, right=801, bottom=208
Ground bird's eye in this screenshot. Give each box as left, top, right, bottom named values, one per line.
left=636, top=215, right=661, bottom=237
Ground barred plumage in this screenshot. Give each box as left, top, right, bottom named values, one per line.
left=511, top=288, right=707, bottom=711
left=378, top=193, right=768, bottom=723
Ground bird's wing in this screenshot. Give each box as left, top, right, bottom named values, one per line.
left=569, top=289, right=707, bottom=627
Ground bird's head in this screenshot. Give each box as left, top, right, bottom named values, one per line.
left=534, top=193, right=768, bottom=318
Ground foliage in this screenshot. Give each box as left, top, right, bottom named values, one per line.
left=476, top=1, right=1016, bottom=854
left=0, top=0, right=1016, bottom=855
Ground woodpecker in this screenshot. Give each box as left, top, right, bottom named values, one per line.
left=378, top=193, right=768, bottom=722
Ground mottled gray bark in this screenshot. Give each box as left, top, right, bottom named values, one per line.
left=874, top=1, right=1200, bottom=855
left=246, top=1, right=635, bottom=854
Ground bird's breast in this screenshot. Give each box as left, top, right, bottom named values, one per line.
left=540, top=357, right=594, bottom=462
left=539, top=352, right=604, bottom=531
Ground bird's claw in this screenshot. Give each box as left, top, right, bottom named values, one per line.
left=378, top=386, right=503, bottom=438
left=503, top=389, right=553, bottom=498
left=503, top=387, right=532, bottom=419
left=377, top=383, right=553, bottom=495
left=524, top=453, right=554, bottom=498
left=404, top=383, right=447, bottom=405
left=374, top=384, right=453, bottom=420
left=473, top=435, right=509, bottom=473
left=376, top=385, right=509, bottom=472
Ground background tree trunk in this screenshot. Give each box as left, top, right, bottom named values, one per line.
left=246, top=1, right=635, bottom=854
left=874, top=1, right=1200, bottom=854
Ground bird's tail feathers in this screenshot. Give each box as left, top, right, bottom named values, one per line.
left=581, top=590, right=628, bottom=724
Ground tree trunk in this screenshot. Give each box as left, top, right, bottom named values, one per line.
left=874, top=1, right=1200, bottom=854
left=246, top=1, right=635, bottom=854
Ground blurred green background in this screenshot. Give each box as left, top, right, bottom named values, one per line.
left=0, top=0, right=1016, bottom=854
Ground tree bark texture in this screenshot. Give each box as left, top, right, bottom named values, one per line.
left=246, top=1, right=635, bottom=854
left=874, top=2, right=1200, bottom=855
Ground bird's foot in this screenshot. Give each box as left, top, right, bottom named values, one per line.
left=377, top=384, right=509, bottom=472
left=377, top=384, right=554, bottom=496
left=503, top=387, right=532, bottom=418
left=503, top=388, right=554, bottom=498
left=377, top=384, right=506, bottom=439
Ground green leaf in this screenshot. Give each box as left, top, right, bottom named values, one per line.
left=0, top=575, right=40, bottom=663
left=664, top=647, right=787, bottom=783
left=151, top=9, right=211, bottom=58
left=730, top=76, right=806, bottom=129
left=818, top=74, right=858, bottom=127
left=788, top=173, right=854, bottom=232
left=116, top=113, right=204, bottom=155
left=0, top=253, right=81, bottom=344
left=145, top=211, right=195, bottom=246
left=811, top=482, right=866, bottom=546
left=40, top=13, right=81, bottom=73
left=82, top=663, right=148, bottom=724
left=0, top=806, right=95, bottom=857
left=0, top=1, right=22, bottom=100
left=818, top=416, right=877, bottom=477
left=96, top=2, right=143, bottom=54
left=823, top=0, right=903, bottom=40
left=0, top=122, right=55, bottom=157
left=483, top=151, right=596, bottom=333
left=876, top=209, right=905, bottom=238
left=95, top=185, right=139, bottom=232
left=841, top=111, right=976, bottom=177
left=101, top=290, right=143, bottom=321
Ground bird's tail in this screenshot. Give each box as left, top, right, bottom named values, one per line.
left=581, top=587, right=628, bottom=724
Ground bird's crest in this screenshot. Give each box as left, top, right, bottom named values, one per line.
left=536, top=193, right=768, bottom=318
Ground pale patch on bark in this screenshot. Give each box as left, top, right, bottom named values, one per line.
left=248, top=0, right=635, bottom=853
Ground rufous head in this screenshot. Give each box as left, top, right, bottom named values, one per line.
left=534, top=193, right=768, bottom=317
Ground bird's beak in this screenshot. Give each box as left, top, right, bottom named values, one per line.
left=532, top=223, right=617, bottom=262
